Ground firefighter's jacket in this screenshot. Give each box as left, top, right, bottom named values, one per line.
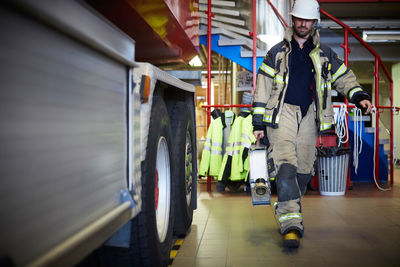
left=218, top=111, right=255, bottom=182
left=253, top=27, right=370, bottom=133
left=199, top=113, right=235, bottom=177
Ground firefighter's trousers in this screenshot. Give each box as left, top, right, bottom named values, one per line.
left=266, top=102, right=317, bottom=236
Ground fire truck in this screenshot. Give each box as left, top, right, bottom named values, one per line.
left=0, top=0, right=198, bottom=266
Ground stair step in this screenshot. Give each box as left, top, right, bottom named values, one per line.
left=199, top=5, right=240, bottom=16
left=380, top=139, right=390, bottom=145
left=350, top=115, right=371, bottom=122
left=218, top=37, right=247, bottom=46
left=241, top=47, right=267, bottom=57
left=365, top=127, right=381, bottom=133
left=199, top=27, right=224, bottom=36
left=199, top=12, right=245, bottom=26
left=199, top=26, right=254, bottom=50
left=199, top=0, right=236, bottom=7
left=200, top=18, right=250, bottom=36
left=365, top=127, right=375, bottom=133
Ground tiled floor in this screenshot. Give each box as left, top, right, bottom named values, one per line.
left=171, top=169, right=400, bottom=267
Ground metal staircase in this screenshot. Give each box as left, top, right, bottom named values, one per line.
left=198, top=0, right=266, bottom=72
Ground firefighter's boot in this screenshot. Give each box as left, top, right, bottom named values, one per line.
left=283, top=229, right=301, bottom=248
left=275, top=163, right=304, bottom=237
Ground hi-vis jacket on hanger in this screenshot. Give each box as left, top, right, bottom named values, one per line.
left=218, top=111, right=255, bottom=182
left=252, top=27, right=370, bottom=133
left=199, top=112, right=236, bottom=177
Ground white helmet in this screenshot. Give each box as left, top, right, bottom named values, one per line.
left=290, top=0, right=320, bottom=23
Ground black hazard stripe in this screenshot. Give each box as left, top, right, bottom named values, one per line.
left=169, top=239, right=184, bottom=265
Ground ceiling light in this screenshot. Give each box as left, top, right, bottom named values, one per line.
left=258, top=34, right=282, bottom=50
left=189, top=55, right=202, bottom=67
left=362, top=31, right=400, bottom=43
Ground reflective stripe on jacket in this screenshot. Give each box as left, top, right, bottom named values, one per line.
left=253, top=27, right=368, bottom=134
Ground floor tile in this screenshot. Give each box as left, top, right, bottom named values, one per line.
left=171, top=169, right=400, bottom=267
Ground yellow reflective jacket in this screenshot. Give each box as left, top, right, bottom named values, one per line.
left=199, top=117, right=224, bottom=177
left=218, top=112, right=256, bottom=182
left=199, top=111, right=236, bottom=177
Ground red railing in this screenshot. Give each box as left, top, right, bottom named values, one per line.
left=266, top=0, right=289, bottom=28
left=320, top=8, right=395, bottom=185
left=205, top=0, right=213, bottom=191
left=202, top=0, right=398, bottom=191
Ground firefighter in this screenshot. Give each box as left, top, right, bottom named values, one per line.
left=252, top=0, right=372, bottom=248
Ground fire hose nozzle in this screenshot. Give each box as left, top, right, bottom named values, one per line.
left=254, top=178, right=268, bottom=196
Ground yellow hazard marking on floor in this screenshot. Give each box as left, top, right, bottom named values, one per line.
left=169, top=239, right=184, bottom=265
left=170, top=250, right=178, bottom=258
left=175, top=239, right=184, bottom=245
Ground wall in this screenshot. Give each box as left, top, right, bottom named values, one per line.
left=392, top=62, right=400, bottom=163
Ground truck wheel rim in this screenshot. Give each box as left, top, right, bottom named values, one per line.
left=156, top=136, right=171, bottom=243
left=185, top=132, right=193, bottom=206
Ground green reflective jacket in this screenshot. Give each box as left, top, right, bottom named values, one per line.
left=199, top=117, right=224, bottom=177
left=218, top=112, right=256, bottom=182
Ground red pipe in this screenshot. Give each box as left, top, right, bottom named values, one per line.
left=202, top=103, right=400, bottom=111
left=266, top=0, right=289, bottom=28
left=342, top=28, right=353, bottom=190
left=206, top=0, right=212, bottom=192
left=206, top=104, right=398, bottom=109
left=331, top=104, right=397, bottom=109
left=343, top=28, right=349, bottom=66
left=206, top=0, right=212, bottom=129
left=202, top=104, right=252, bottom=108
left=252, top=0, right=257, bottom=95
left=318, top=0, right=400, bottom=2
left=374, top=58, right=380, bottom=184
left=375, top=106, right=398, bottom=109
left=390, top=79, right=394, bottom=184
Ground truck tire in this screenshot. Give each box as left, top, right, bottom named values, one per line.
left=99, top=96, right=174, bottom=267
left=170, top=102, right=195, bottom=236
left=134, top=96, right=174, bottom=266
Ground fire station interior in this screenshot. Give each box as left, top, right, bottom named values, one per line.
left=163, top=1, right=400, bottom=266
left=3, top=1, right=400, bottom=267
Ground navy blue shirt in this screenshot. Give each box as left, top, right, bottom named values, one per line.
left=284, top=37, right=315, bottom=117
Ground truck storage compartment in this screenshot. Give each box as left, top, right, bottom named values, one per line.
left=0, top=2, right=137, bottom=266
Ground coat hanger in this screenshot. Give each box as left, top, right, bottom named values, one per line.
left=224, top=110, right=234, bottom=117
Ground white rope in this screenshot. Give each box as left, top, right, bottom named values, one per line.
left=371, top=107, right=391, bottom=191
left=336, top=103, right=348, bottom=147
left=353, top=107, right=363, bottom=174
